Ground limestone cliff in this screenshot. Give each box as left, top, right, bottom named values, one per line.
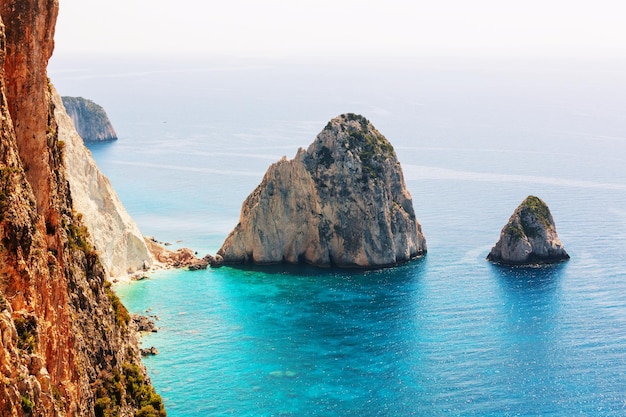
left=0, top=1, right=164, bottom=416
left=218, top=113, right=426, bottom=268
left=61, top=96, right=118, bottom=142
left=54, top=90, right=154, bottom=279
left=487, top=195, right=570, bottom=265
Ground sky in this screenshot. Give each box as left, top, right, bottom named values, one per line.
left=53, top=0, right=626, bottom=59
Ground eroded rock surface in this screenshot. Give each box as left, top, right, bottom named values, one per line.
left=218, top=113, right=426, bottom=268
left=487, top=195, right=569, bottom=265
left=132, top=314, right=157, bottom=333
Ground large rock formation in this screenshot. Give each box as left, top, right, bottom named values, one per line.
left=0, top=1, right=164, bottom=416
left=218, top=113, right=426, bottom=268
left=487, top=195, right=570, bottom=265
left=55, top=89, right=154, bottom=279
left=61, top=96, right=118, bottom=142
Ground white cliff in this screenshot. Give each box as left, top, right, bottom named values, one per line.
left=53, top=88, right=154, bottom=279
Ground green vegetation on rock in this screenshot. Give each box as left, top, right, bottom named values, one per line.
left=21, top=395, right=34, bottom=414
left=502, top=196, right=553, bottom=241
left=318, top=146, right=334, bottom=168
left=93, top=362, right=166, bottom=417
left=345, top=125, right=395, bottom=180
left=64, top=210, right=130, bottom=330
left=14, top=314, right=38, bottom=353
left=504, top=222, right=525, bottom=241
left=520, top=195, right=551, bottom=226
left=66, top=212, right=95, bottom=256
left=105, top=280, right=131, bottom=329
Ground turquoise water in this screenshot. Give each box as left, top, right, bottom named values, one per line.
left=116, top=255, right=626, bottom=415
left=50, top=55, right=626, bottom=415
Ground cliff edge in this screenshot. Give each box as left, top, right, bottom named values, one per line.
left=218, top=113, right=426, bottom=268
left=61, top=96, right=118, bottom=142
left=0, top=1, right=164, bottom=416
left=487, top=195, right=570, bottom=265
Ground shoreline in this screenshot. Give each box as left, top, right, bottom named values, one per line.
left=108, top=236, right=214, bottom=284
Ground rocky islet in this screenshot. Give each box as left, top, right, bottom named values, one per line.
left=217, top=113, right=427, bottom=268
left=487, top=195, right=570, bottom=265
left=212, top=116, right=573, bottom=269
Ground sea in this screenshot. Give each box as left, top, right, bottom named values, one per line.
left=49, top=53, right=626, bottom=416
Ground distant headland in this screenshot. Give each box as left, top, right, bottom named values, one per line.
left=61, top=96, right=118, bottom=142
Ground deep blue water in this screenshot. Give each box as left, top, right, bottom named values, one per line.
left=50, top=55, right=626, bottom=415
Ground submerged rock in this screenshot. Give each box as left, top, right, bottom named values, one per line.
left=132, top=314, right=157, bottom=333
left=140, top=346, right=159, bottom=356
left=269, top=369, right=297, bottom=378
left=204, top=253, right=224, bottom=268
left=218, top=113, right=426, bottom=268
left=187, top=258, right=209, bottom=271
left=487, top=195, right=569, bottom=265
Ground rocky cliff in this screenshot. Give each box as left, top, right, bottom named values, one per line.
left=487, top=195, right=570, bottom=265
left=55, top=90, right=154, bottom=279
left=0, top=1, right=164, bottom=416
left=218, top=113, right=426, bottom=268
left=61, top=96, right=118, bottom=142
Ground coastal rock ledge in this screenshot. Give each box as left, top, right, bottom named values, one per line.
left=217, top=113, right=427, bottom=268
left=487, top=195, right=570, bottom=265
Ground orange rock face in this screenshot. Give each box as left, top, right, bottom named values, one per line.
left=2, top=0, right=59, bottom=217
left=0, top=1, right=163, bottom=416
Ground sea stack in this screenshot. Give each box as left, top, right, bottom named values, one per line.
left=218, top=113, right=426, bottom=268
left=61, top=96, right=118, bottom=142
left=487, top=195, right=569, bottom=265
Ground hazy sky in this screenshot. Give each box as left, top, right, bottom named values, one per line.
left=54, top=0, right=626, bottom=58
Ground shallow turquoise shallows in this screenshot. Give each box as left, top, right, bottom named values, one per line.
left=51, top=54, right=626, bottom=416
left=116, top=248, right=626, bottom=416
